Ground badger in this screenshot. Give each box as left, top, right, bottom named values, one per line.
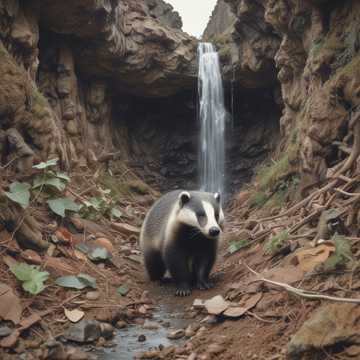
left=140, top=190, right=224, bottom=296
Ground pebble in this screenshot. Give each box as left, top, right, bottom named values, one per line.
left=185, top=323, right=200, bottom=338
left=143, top=320, right=160, bottom=330
left=188, top=353, right=197, bottom=360
left=167, top=329, right=185, bottom=340
left=200, top=315, right=218, bottom=324
left=207, top=343, right=224, bottom=355
left=94, top=238, right=114, bottom=252
left=85, top=291, right=100, bottom=301
left=99, top=323, right=115, bottom=339
left=138, top=334, right=146, bottom=342
left=115, top=320, right=127, bottom=329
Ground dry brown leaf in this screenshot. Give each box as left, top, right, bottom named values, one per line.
left=64, top=308, right=85, bottom=323
left=223, top=306, right=248, bottom=318
left=0, top=283, right=22, bottom=324
left=2, top=255, right=17, bottom=269
left=19, top=313, right=42, bottom=330
left=0, top=330, right=20, bottom=348
left=55, top=227, right=73, bottom=244
left=295, top=244, right=335, bottom=273
left=262, top=265, right=304, bottom=284
left=204, top=295, right=229, bottom=315
left=111, top=222, right=141, bottom=235
left=224, top=293, right=263, bottom=318
left=21, top=249, right=42, bottom=264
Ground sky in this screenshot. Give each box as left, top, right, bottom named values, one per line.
left=166, top=0, right=217, bottom=38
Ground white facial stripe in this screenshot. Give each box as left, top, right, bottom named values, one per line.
left=219, top=207, right=225, bottom=225
left=202, top=201, right=220, bottom=234
left=177, top=207, right=199, bottom=228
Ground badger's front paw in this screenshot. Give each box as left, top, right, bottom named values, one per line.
left=175, top=284, right=191, bottom=296
left=196, top=279, right=214, bottom=290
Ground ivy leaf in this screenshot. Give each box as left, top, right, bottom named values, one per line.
left=5, top=182, right=31, bottom=209
left=32, top=158, right=58, bottom=169
left=10, top=262, right=49, bottom=295
left=55, top=274, right=97, bottom=290
left=117, top=284, right=129, bottom=296
left=47, top=197, right=80, bottom=217
left=56, top=172, right=70, bottom=182
left=111, top=208, right=123, bottom=219
left=33, top=175, right=66, bottom=192
left=88, top=247, right=112, bottom=261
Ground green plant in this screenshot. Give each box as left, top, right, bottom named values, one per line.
left=228, top=239, right=249, bottom=254
left=10, top=262, right=49, bottom=295
left=248, top=191, right=269, bottom=209
left=32, top=158, right=70, bottom=192
left=4, top=182, right=31, bottom=209
left=257, top=155, right=290, bottom=192
left=264, top=230, right=289, bottom=255
left=323, top=234, right=353, bottom=271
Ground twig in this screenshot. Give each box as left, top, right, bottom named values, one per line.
left=247, top=311, right=276, bottom=324
left=243, top=262, right=360, bottom=304
left=334, top=188, right=360, bottom=197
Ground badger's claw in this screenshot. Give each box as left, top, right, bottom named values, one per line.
left=196, top=280, right=214, bottom=290
left=175, top=285, right=191, bottom=296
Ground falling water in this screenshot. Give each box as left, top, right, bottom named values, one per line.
left=198, top=43, right=226, bottom=195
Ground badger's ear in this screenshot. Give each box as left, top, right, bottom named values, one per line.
left=179, top=191, right=191, bottom=206
left=214, top=192, right=221, bottom=203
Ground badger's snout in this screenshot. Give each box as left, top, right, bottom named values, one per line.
left=208, top=226, right=220, bottom=238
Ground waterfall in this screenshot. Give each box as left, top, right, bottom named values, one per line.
left=198, top=42, right=226, bottom=196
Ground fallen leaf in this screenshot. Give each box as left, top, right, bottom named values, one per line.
left=223, top=306, right=248, bottom=318
left=19, top=313, right=42, bottom=330
left=64, top=308, right=85, bottom=323
left=55, top=227, right=73, bottom=244
left=295, top=244, right=335, bottom=273
left=55, top=274, right=97, bottom=290
left=0, top=330, right=20, bottom=348
left=224, top=293, right=262, bottom=318
left=262, top=265, right=304, bottom=284
left=0, top=283, right=22, bottom=324
left=117, top=284, right=129, bottom=296
left=111, top=222, right=140, bottom=236
left=21, top=249, right=42, bottom=265
left=204, top=295, right=229, bottom=315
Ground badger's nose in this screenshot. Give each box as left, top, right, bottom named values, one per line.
left=209, top=227, right=220, bottom=237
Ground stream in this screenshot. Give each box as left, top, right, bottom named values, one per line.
left=94, top=288, right=191, bottom=359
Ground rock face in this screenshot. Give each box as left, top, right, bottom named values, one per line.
left=209, top=0, right=360, bottom=194
left=0, top=0, right=197, bottom=174
left=203, top=0, right=236, bottom=40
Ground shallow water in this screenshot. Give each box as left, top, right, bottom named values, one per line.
left=94, top=302, right=189, bottom=359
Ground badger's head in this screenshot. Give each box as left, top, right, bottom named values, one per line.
left=176, top=191, right=224, bottom=239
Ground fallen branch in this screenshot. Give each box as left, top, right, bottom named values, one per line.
left=243, top=262, right=360, bottom=304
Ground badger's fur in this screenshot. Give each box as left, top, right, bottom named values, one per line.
left=140, top=190, right=224, bottom=296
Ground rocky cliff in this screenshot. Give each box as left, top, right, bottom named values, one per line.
left=208, top=0, right=360, bottom=197
left=0, top=0, right=197, bottom=178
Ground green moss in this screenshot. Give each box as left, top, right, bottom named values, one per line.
left=257, top=155, right=290, bottom=192
left=31, top=89, right=50, bottom=119
left=264, top=230, right=289, bottom=255
left=335, top=55, right=360, bottom=78
left=248, top=191, right=268, bottom=209
left=100, top=174, right=150, bottom=203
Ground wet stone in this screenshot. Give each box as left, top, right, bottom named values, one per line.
left=167, top=329, right=185, bottom=340
left=0, top=326, right=12, bottom=337
left=143, top=320, right=160, bottom=330
left=185, top=323, right=201, bottom=338
left=85, top=291, right=100, bottom=301
left=207, top=343, right=225, bottom=355
left=138, top=334, right=146, bottom=342
left=200, top=315, right=218, bottom=324
left=64, top=320, right=101, bottom=343
left=115, top=320, right=127, bottom=329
